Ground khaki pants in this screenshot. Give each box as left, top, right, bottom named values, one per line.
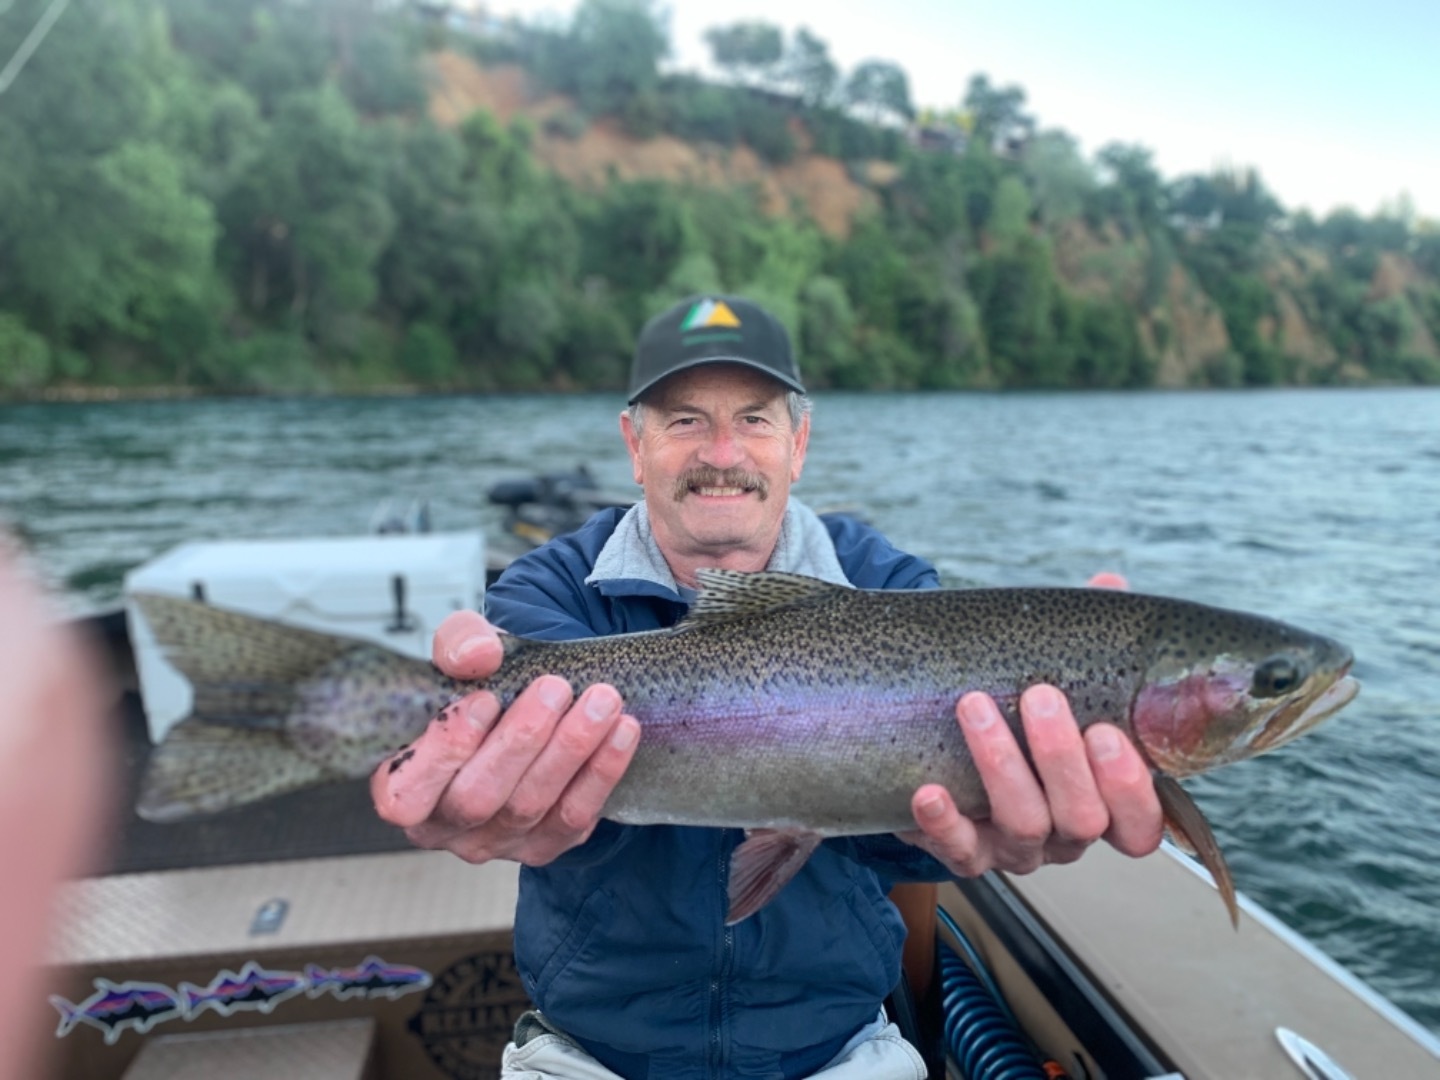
left=501, top=1010, right=927, bottom=1080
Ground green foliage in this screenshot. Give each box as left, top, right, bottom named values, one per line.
left=843, top=60, right=914, bottom=125
left=399, top=322, right=459, bottom=384
left=1023, top=132, right=1094, bottom=228
left=783, top=29, right=838, bottom=107
left=704, top=22, right=784, bottom=86
left=963, top=75, right=1033, bottom=150
left=2, top=0, right=1435, bottom=399
left=0, top=313, right=52, bottom=391
left=531, top=0, right=667, bottom=132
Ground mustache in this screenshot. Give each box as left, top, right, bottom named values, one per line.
left=673, top=467, right=770, bottom=501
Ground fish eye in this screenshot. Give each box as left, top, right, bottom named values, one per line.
left=1252, top=655, right=1306, bottom=698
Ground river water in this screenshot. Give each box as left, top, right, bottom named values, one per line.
left=3, top=387, right=1438, bottom=1032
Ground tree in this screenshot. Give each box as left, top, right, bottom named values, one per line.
left=1095, top=142, right=1167, bottom=233
left=220, top=86, right=395, bottom=346
left=963, top=74, right=1033, bottom=152
left=567, top=0, right=669, bottom=118
left=782, top=28, right=836, bottom=106
left=1023, top=131, right=1094, bottom=229
left=843, top=60, right=913, bottom=126
left=704, top=21, right=783, bottom=88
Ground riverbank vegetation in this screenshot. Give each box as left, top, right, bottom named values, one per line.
left=1, top=0, right=1437, bottom=398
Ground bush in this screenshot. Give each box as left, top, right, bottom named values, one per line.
left=0, top=313, right=51, bottom=392
left=543, top=108, right=590, bottom=140
left=398, top=322, right=459, bottom=384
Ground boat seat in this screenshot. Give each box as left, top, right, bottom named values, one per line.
left=121, top=1018, right=376, bottom=1080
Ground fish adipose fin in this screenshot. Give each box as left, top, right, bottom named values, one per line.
left=685, top=570, right=843, bottom=627
left=726, top=828, right=824, bottom=925
left=1155, top=775, right=1240, bottom=928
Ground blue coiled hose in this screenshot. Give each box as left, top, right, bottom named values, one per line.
left=938, top=912, right=1051, bottom=1080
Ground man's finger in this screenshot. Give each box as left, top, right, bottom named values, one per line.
left=1086, top=724, right=1164, bottom=857
left=371, top=691, right=499, bottom=829
left=1020, top=685, right=1110, bottom=847
left=431, top=610, right=505, bottom=679
left=521, top=715, right=643, bottom=865
left=957, top=692, right=1051, bottom=849
left=500, top=684, right=624, bottom=830
left=434, top=675, right=573, bottom=828
left=903, top=785, right=989, bottom=878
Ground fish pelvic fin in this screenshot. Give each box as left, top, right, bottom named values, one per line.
left=136, top=719, right=332, bottom=822
left=725, top=828, right=824, bottom=925
left=1155, top=774, right=1240, bottom=928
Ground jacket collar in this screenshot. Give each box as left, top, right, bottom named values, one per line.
left=585, top=497, right=850, bottom=599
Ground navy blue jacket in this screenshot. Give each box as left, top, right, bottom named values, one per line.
left=484, top=507, right=947, bottom=1079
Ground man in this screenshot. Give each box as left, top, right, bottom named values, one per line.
left=371, top=295, right=1163, bottom=1079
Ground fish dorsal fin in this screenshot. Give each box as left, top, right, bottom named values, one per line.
left=683, top=570, right=844, bottom=626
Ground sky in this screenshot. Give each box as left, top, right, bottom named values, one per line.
left=483, top=0, right=1440, bottom=222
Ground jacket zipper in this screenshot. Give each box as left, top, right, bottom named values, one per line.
left=709, top=838, right=734, bottom=1077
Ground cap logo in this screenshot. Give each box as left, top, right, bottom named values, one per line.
left=681, top=299, right=742, bottom=331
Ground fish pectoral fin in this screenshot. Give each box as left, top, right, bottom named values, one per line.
left=726, top=828, right=824, bottom=925
left=1155, top=774, right=1240, bottom=929
left=137, top=719, right=331, bottom=823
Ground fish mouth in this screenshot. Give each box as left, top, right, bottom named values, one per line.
left=1252, top=663, right=1359, bottom=755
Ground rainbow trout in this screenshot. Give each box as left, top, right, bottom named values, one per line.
left=133, top=570, right=1358, bottom=924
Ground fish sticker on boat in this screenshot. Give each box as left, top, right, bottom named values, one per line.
left=50, top=955, right=433, bottom=1040
left=50, top=979, right=185, bottom=1044
left=179, top=961, right=307, bottom=1018
left=305, top=956, right=433, bottom=1001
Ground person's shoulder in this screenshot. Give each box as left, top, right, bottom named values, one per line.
left=821, top=512, right=939, bottom=591
left=484, top=507, right=627, bottom=638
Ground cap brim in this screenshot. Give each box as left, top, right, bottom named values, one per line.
left=627, top=355, right=805, bottom=404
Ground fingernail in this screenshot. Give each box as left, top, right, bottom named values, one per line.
left=918, top=793, right=946, bottom=820
left=1089, top=724, right=1123, bottom=761
left=537, top=677, right=571, bottom=710
left=464, top=697, right=492, bottom=729
left=585, top=688, right=617, bottom=723
left=610, top=720, right=638, bottom=752
left=1025, top=685, right=1062, bottom=720
left=960, top=695, right=996, bottom=731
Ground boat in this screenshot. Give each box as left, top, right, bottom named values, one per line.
left=40, top=476, right=1440, bottom=1080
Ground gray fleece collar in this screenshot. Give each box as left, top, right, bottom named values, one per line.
left=585, top=498, right=850, bottom=594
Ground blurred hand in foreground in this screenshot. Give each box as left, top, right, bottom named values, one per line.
left=0, top=551, right=114, bottom=1080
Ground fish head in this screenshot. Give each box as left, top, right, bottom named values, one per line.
left=1129, top=607, right=1358, bottom=778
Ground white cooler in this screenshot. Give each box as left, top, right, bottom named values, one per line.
left=124, top=531, right=487, bottom=743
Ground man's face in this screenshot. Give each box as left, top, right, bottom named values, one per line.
left=620, top=364, right=809, bottom=570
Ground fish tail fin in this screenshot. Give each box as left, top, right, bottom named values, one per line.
left=1155, top=775, right=1240, bottom=928
left=130, top=593, right=359, bottom=822
left=726, top=829, right=824, bottom=924
left=137, top=716, right=333, bottom=822
left=48, top=994, right=82, bottom=1038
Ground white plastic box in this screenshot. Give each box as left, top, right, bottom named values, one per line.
left=124, top=531, right=487, bottom=743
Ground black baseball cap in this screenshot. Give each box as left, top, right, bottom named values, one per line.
left=627, top=295, right=805, bottom=404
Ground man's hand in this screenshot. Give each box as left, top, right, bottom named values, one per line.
left=0, top=553, right=113, bottom=1080
left=900, top=686, right=1163, bottom=876
left=369, top=611, right=641, bottom=867
left=900, top=569, right=1161, bottom=876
